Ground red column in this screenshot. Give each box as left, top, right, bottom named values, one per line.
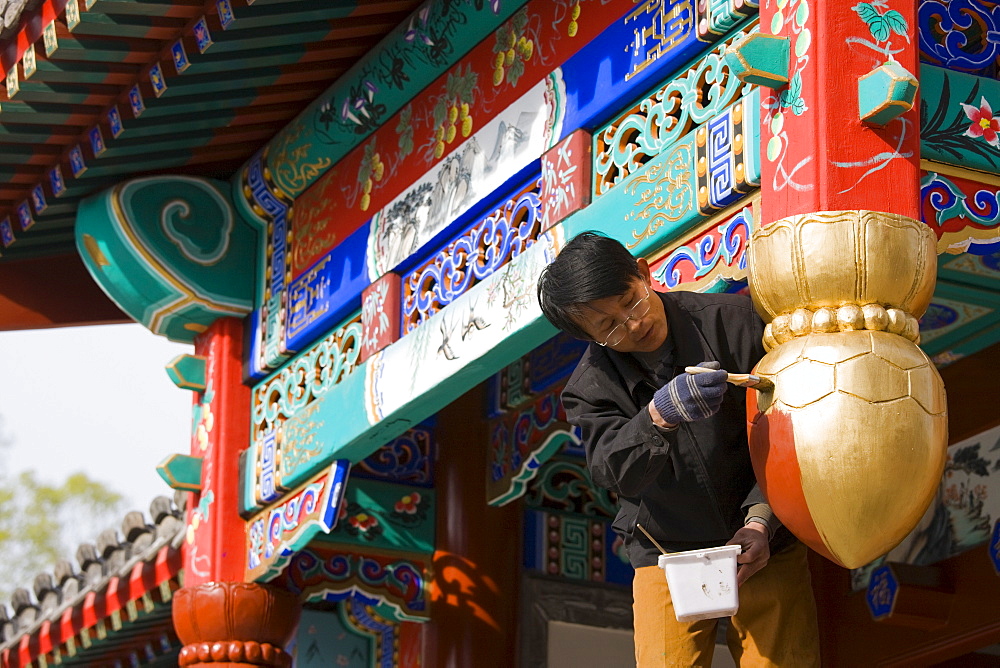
left=759, top=0, right=920, bottom=221
left=173, top=318, right=301, bottom=668
left=423, top=386, right=522, bottom=667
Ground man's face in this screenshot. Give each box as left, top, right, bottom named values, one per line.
left=572, top=260, right=669, bottom=353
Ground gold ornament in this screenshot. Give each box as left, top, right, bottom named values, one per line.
left=747, top=210, right=948, bottom=569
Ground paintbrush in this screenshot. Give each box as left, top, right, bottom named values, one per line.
left=684, top=365, right=774, bottom=391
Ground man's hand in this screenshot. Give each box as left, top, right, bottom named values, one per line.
left=727, top=522, right=770, bottom=587
left=649, top=361, right=727, bottom=427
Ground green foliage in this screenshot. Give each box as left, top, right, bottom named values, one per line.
left=0, top=469, right=127, bottom=603
left=853, top=2, right=909, bottom=44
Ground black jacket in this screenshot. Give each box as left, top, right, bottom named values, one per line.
left=561, top=290, right=794, bottom=568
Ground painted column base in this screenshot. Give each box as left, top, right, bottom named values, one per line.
left=172, top=582, right=301, bottom=668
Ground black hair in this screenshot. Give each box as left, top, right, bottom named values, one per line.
left=536, top=231, right=642, bottom=340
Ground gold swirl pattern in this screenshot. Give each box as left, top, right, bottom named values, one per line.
left=625, top=142, right=694, bottom=249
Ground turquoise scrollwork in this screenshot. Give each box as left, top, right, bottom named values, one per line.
left=595, top=22, right=756, bottom=195
left=524, top=457, right=618, bottom=519
left=252, top=315, right=363, bottom=435
left=75, top=175, right=256, bottom=343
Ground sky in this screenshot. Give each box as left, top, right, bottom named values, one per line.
left=0, top=323, right=193, bottom=512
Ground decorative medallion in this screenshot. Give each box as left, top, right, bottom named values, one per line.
left=172, top=41, right=190, bottom=74
left=5, top=66, right=17, bottom=99
left=108, top=105, right=123, bottom=138
left=16, top=202, right=33, bottom=231
left=149, top=63, right=167, bottom=97
left=89, top=126, right=105, bottom=157
left=217, top=0, right=235, bottom=29
left=22, top=45, right=36, bottom=79
left=0, top=218, right=14, bottom=247
left=69, top=145, right=86, bottom=178
left=50, top=165, right=65, bottom=197
left=65, top=0, right=80, bottom=30
left=43, top=22, right=57, bottom=57
left=128, top=85, right=145, bottom=118
left=194, top=18, right=213, bottom=53
left=31, top=184, right=46, bottom=214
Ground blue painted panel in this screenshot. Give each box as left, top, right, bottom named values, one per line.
left=286, top=222, right=372, bottom=353
left=560, top=1, right=726, bottom=133
left=866, top=564, right=898, bottom=620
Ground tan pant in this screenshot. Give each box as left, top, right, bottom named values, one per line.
left=632, top=541, right=821, bottom=667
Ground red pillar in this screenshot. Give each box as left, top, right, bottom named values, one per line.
left=759, top=0, right=921, bottom=220
left=172, top=318, right=301, bottom=668
left=423, top=385, right=522, bottom=667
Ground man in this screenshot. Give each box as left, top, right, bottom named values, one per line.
left=536, top=232, right=820, bottom=667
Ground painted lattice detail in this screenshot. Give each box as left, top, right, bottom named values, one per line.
left=649, top=204, right=755, bottom=292
left=353, top=422, right=436, bottom=487
left=281, top=548, right=429, bottom=622
left=594, top=22, right=756, bottom=196
left=402, top=177, right=543, bottom=334
left=523, top=510, right=632, bottom=585
left=252, top=315, right=363, bottom=437
left=695, top=101, right=756, bottom=212
left=251, top=316, right=361, bottom=502
left=245, top=154, right=293, bottom=373
left=919, top=0, right=1000, bottom=74
left=524, top=457, right=618, bottom=519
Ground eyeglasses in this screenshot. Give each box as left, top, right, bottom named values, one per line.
left=597, top=284, right=651, bottom=347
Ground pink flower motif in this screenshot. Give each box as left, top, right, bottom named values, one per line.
left=394, top=492, right=422, bottom=514
left=962, top=96, right=1000, bottom=146
left=348, top=512, right=378, bottom=531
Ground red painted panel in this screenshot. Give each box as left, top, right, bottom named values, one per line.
left=540, top=129, right=592, bottom=231
left=759, top=1, right=920, bottom=222
left=288, top=0, right=635, bottom=280
left=360, top=271, right=402, bottom=364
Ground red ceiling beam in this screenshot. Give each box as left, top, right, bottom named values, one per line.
left=0, top=253, right=129, bottom=330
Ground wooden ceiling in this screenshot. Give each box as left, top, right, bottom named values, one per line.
left=0, top=0, right=420, bottom=265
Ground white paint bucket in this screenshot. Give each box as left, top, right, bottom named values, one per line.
left=657, top=544, right=741, bottom=622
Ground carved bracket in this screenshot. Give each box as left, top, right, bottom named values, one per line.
left=858, top=60, right=918, bottom=127
left=724, top=33, right=790, bottom=88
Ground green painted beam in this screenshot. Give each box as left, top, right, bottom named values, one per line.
left=254, top=0, right=530, bottom=197
left=0, top=100, right=100, bottom=125
left=156, top=454, right=203, bottom=492
left=87, top=0, right=204, bottom=19
left=25, top=59, right=136, bottom=85
left=45, top=34, right=160, bottom=64
left=8, top=80, right=118, bottom=105
left=147, top=69, right=286, bottom=96
left=69, top=12, right=185, bottom=39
